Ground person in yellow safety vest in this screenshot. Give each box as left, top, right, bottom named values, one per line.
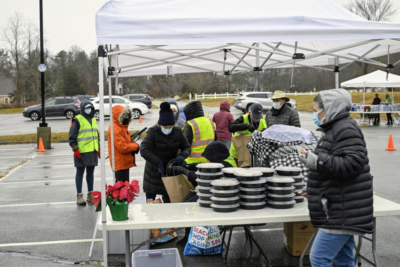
left=228, top=103, right=267, bottom=160
left=69, top=101, right=100, bottom=206
left=385, top=94, right=393, bottom=125
left=182, top=101, right=217, bottom=170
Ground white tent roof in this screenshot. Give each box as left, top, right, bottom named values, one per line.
left=341, top=70, right=400, bottom=88
left=96, top=0, right=400, bottom=78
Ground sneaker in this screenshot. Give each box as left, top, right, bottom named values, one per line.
left=87, top=192, right=94, bottom=203
left=77, top=193, right=86, bottom=205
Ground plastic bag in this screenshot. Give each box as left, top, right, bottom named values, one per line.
left=146, top=198, right=178, bottom=245
left=184, top=226, right=224, bottom=256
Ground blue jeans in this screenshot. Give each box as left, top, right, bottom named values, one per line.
left=75, top=166, right=95, bottom=194
left=310, top=230, right=355, bottom=267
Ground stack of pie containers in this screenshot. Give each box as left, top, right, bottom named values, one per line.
left=195, top=163, right=224, bottom=208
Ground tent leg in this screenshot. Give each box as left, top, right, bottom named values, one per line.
left=108, top=77, right=116, bottom=182
left=335, top=57, right=339, bottom=89
left=98, top=48, right=108, bottom=267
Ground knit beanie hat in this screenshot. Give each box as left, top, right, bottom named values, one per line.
left=158, top=102, right=176, bottom=126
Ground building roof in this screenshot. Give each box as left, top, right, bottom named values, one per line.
left=0, top=77, right=15, bottom=96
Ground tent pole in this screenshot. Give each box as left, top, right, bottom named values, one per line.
left=335, top=57, right=339, bottom=89
left=98, top=46, right=108, bottom=267
left=108, top=77, right=116, bottom=181
left=363, top=83, right=366, bottom=107
left=256, top=43, right=260, bottom=91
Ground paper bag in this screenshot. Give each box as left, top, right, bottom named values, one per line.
left=162, top=174, right=194, bottom=203
left=232, top=134, right=252, bottom=167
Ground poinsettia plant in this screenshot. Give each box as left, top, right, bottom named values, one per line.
left=91, top=180, right=140, bottom=212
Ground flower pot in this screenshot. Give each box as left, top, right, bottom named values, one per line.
left=107, top=196, right=129, bottom=221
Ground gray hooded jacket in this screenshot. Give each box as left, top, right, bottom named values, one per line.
left=165, top=98, right=186, bottom=129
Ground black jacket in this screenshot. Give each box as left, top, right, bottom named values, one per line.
left=265, top=103, right=301, bottom=128
left=69, top=100, right=99, bottom=168
left=228, top=115, right=263, bottom=133
left=307, top=112, right=373, bottom=233
left=140, top=125, right=191, bottom=195
left=372, top=97, right=381, bottom=105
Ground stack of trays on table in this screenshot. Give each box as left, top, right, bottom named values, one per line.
left=266, top=166, right=302, bottom=209
left=222, top=167, right=246, bottom=178
left=196, top=163, right=224, bottom=208
left=210, top=179, right=240, bottom=212
left=250, top=167, right=275, bottom=178
left=235, top=170, right=267, bottom=210
left=292, top=174, right=306, bottom=203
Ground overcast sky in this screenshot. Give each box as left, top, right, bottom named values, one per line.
left=0, top=0, right=399, bottom=54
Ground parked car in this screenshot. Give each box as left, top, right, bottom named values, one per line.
left=74, top=95, right=96, bottom=102
left=91, top=96, right=149, bottom=119
left=23, top=97, right=81, bottom=121
left=122, top=94, right=152, bottom=108
left=234, top=92, right=297, bottom=113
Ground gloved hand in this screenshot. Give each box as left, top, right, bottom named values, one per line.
left=98, top=150, right=101, bottom=159
left=158, top=162, right=165, bottom=177
left=172, top=166, right=189, bottom=176
left=74, top=149, right=81, bottom=160
left=247, top=125, right=255, bottom=132
left=176, top=156, right=185, bottom=166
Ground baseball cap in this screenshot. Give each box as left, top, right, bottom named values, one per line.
left=249, top=103, right=263, bottom=120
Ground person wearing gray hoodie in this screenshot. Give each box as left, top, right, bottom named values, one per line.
left=299, top=89, right=373, bottom=267
left=165, top=98, right=186, bottom=129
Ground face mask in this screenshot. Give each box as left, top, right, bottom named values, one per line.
left=251, top=116, right=260, bottom=123
left=161, top=127, right=173, bottom=135
left=84, top=108, right=92, bottom=115
left=273, top=102, right=282, bottom=110
left=313, top=111, right=325, bottom=126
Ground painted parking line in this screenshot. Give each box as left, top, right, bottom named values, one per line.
left=0, top=202, right=77, bottom=208
left=0, top=239, right=103, bottom=248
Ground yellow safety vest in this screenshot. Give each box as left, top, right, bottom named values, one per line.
left=229, top=113, right=267, bottom=159
left=75, top=115, right=99, bottom=153
left=224, top=156, right=237, bottom=167
left=184, top=117, right=216, bottom=164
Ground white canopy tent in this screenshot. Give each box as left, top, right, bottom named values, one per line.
left=341, top=70, right=400, bottom=105
left=95, top=0, right=400, bottom=266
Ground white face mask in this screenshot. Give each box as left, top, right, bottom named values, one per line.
left=273, top=102, right=282, bottom=110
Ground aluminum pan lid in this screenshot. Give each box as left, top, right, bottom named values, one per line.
left=211, top=203, right=240, bottom=208
left=211, top=179, right=240, bottom=186
left=239, top=186, right=266, bottom=192
left=240, top=178, right=267, bottom=184
left=196, top=171, right=224, bottom=176
left=210, top=196, right=240, bottom=201
left=268, top=200, right=296, bottom=205
left=197, top=163, right=224, bottom=169
left=267, top=186, right=295, bottom=190
left=267, top=177, right=295, bottom=183
left=210, top=188, right=240, bottom=194
left=240, top=201, right=267, bottom=206
left=234, top=170, right=263, bottom=177
left=268, top=193, right=295, bottom=198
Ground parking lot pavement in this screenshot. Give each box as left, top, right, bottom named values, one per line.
left=1, top=108, right=400, bottom=266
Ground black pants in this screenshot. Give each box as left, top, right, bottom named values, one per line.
left=145, top=192, right=171, bottom=203
left=386, top=113, right=393, bottom=125
left=115, top=169, right=129, bottom=183
left=373, top=115, right=380, bottom=125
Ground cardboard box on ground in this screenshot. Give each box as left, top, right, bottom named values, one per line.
left=283, top=221, right=314, bottom=256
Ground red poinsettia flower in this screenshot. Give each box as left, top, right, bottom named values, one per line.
left=111, top=181, right=125, bottom=199
left=91, top=191, right=102, bottom=212
left=119, top=180, right=140, bottom=203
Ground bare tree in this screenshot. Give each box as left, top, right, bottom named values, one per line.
left=346, top=0, right=398, bottom=21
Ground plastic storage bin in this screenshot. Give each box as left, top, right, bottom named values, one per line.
left=132, top=248, right=183, bottom=267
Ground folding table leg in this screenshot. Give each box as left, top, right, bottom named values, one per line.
left=372, top=218, right=379, bottom=267
left=125, top=230, right=131, bottom=267
left=244, top=226, right=269, bottom=261
left=355, top=236, right=363, bottom=266
left=224, top=226, right=234, bottom=263
left=299, top=228, right=318, bottom=267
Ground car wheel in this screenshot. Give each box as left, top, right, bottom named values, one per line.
left=132, top=109, right=141, bottom=119
left=65, top=110, right=75, bottom=119
left=94, top=110, right=100, bottom=119
left=30, top=111, right=40, bottom=121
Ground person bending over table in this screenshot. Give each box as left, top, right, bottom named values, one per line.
left=140, top=102, right=191, bottom=203
left=298, top=89, right=373, bottom=267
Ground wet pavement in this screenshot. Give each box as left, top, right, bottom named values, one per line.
left=0, top=108, right=400, bottom=266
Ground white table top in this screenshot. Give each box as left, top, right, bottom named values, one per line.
left=98, top=196, right=400, bottom=231
left=350, top=111, right=398, bottom=114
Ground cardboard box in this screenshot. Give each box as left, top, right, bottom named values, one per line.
left=283, top=221, right=314, bottom=256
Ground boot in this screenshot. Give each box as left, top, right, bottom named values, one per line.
left=76, top=193, right=86, bottom=205
left=87, top=192, right=94, bottom=203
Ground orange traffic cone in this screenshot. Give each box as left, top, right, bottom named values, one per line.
left=139, top=115, right=143, bottom=123
left=386, top=134, right=396, bottom=151
left=38, top=137, right=46, bottom=152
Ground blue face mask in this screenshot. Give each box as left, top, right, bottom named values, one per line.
left=84, top=108, right=92, bottom=115
left=313, top=111, right=324, bottom=126
left=161, top=127, right=173, bottom=135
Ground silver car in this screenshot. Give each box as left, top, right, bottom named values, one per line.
left=234, top=92, right=296, bottom=113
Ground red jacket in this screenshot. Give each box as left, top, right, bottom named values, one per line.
left=212, top=101, right=234, bottom=140
left=108, top=106, right=139, bottom=172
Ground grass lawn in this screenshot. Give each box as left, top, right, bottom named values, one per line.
left=0, top=108, right=25, bottom=114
